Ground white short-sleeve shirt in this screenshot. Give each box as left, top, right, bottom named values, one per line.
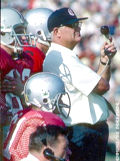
left=43, top=43, right=109, bottom=126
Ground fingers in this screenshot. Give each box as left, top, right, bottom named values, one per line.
left=104, top=42, right=116, bottom=51
left=13, top=70, right=19, bottom=79
left=1, top=75, right=23, bottom=96
left=4, top=76, right=14, bottom=81
left=109, top=37, right=112, bottom=43
left=4, top=70, right=20, bottom=81
left=102, top=41, right=117, bottom=56
left=1, top=69, right=23, bottom=96
left=1, top=78, right=17, bottom=93
left=2, top=80, right=16, bottom=87
left=1, top=83, right=16, bottom=93
left=104, top=42, right=117, bottom=56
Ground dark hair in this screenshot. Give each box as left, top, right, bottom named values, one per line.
left=29, top=125, right=67, bottom=152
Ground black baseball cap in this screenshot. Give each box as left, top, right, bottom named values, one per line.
left=48, top=7, right=88, bottom=32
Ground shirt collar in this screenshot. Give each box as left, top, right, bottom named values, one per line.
left=27, top=153, right=40, bottom=161
left=50, top=42, right=76, bottom=57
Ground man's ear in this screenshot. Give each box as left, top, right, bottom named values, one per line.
left=53, top=27, right=61, bottom=38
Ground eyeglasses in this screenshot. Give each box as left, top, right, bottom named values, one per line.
left=60, top=22, right=82, bottom=29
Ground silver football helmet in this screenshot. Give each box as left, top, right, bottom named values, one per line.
left=1, top=7, right=33, bottom=53
left=24, top=72, right=71, bottom=118
left=25, top=8, right=53, bottom=47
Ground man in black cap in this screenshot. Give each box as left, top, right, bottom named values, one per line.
left=43, top=7, right=117, bottom=161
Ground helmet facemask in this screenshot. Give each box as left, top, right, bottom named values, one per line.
left=54, top=92, right=71, bottom=118
left=13, top=24, right=33, bottom=48
left=41, top=92, right=71, bottom=118
left=1, top=23, right=34, bottom=55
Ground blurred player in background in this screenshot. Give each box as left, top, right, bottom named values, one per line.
left=23, top=8, right=53, bottom=73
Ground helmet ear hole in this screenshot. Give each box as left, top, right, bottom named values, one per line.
left=43, top=98, right=48, bottom=104
left=37, top=30, right=42, bottom=35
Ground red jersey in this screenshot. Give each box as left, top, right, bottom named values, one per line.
left=23, top=46, right=45, bottom=73
left=0, top=48, right=16, bottom=80
left=0, top=48, right=33, bottom=122
left=3, top=108, right=65, bottom=161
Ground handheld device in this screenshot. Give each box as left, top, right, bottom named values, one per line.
left=100, top=25, right=110, bottom=39
left=100, top=25, right=112, bottom=56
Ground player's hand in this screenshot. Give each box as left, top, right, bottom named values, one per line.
left=1, top=70, right=24, bottom=96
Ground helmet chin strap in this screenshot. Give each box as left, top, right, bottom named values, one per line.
left=1, top=40, right=23, bottom=59
left=36, top=29, right=51, bottom=47
left=1, top=40, right=23, bottom=53
left=37, top=38, right=50, bottom=47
